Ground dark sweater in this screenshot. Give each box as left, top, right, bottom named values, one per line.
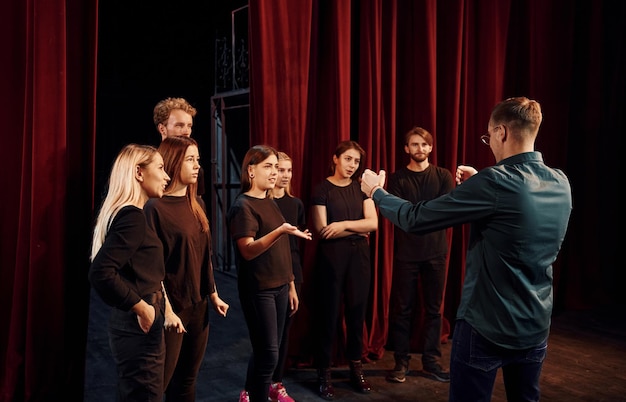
left=89, top=206, right=165, bottom=311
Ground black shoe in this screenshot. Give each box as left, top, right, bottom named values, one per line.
left=422, top=363, right=450, bottom=382
left=349, top=360, right=372, bottom=393
left=386, top=354, right=410, bottom=383
left=317, top=368, right=334, bottom=400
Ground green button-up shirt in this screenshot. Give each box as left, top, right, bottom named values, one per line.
left=373, top=152, right=572, bottom=349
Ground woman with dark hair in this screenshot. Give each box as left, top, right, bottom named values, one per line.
left=227, top=145, right=312, bottom=402
left=310, top=140, right=379, bottom=400
left=144, top=135, right=229, bottom=401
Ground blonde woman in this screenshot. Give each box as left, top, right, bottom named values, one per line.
left=268, top=151, right=306, bottom=402
left=89, top=144, right=182, bottom=402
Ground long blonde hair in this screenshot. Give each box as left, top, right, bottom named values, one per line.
left=277, top=151, right=294, bottom=197
left=90, top=144, right=159, bottom=260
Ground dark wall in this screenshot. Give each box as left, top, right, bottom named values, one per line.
left=95, top=1, right=247, bottom=200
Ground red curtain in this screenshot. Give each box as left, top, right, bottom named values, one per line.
left=247, top=0, right=625, bottom=366
left=0, top=0, right=98, bottom=400
left=1, top=0, right=623, bottom=400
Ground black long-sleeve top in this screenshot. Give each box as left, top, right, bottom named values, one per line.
left=88, top=206, right=165, bottom=311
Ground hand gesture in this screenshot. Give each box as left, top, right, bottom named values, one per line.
left=361, top=169, right=386, bottom=197
left=455, top=165, right=478, bottom=185
left=282, top=223, right=313, bottom=240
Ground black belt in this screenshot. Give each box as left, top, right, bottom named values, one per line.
left=143, top=289, right=164, bottom=305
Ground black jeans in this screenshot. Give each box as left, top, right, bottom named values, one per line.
left=273, top=282, right=301, bottom=383
left=386, top=257, right=446, bottom=366
left=239, top=283, right=289, bottom=402
left=108, top=294, right=165, bottom=402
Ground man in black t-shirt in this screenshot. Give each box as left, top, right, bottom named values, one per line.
left=385, top=127, right=454, bottom=384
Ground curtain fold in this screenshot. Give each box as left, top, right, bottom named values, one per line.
left=248, top=0, right=625, bottom=369
left=0, top=0, right=97, bottom=400
left=1, top=0, right=623, bottom=399
left=355, top=0, right=385, bottom=359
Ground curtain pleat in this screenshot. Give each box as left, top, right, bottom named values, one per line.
left=0, top=0, right=97, bottom=400
left=0, top=0, right=623, bottom=399
left=247, top=0, right=625, bottom=368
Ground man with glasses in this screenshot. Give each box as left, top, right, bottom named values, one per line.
left=361, top=97, right=572, bottom=402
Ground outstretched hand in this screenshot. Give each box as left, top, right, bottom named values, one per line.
left=361, top=169, right=386, bottom=197
left=455, top=165, right=478, bottom=185
left=282, top=223, right=313, bottom=240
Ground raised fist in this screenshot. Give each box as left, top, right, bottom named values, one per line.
left=361, top=169, right=386, bottom=197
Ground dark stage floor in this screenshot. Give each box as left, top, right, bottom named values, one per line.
left=84, top=271, right=626, bottom=401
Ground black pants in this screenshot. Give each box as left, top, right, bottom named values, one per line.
left=314, top=237, right=371, bottom=368
left=386, top=257, right=446, bottom=366
left=273, top=282, right=301, bottom=383
left=239, top=283, right=289, bottom=402
left=164, top=297, right=209, bottom=402
left=108, top=293, right=165, bottom=402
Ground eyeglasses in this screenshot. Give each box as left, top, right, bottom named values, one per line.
left=481, top=125, right=502, bottom=145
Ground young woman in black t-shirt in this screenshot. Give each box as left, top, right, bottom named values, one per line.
left=227, top=145, right=312, bottom=402
left=310, top=140, right=379, bottom=400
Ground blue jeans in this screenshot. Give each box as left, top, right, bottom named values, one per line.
left=449, top=320, right=547, bottom=402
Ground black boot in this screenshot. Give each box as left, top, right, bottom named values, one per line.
left=317, top=368, right=334, bottom=400
left=349, top=360, right=372, bottom=393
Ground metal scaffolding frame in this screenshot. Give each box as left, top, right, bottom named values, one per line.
left=210, top=4, right=249, bottom=272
